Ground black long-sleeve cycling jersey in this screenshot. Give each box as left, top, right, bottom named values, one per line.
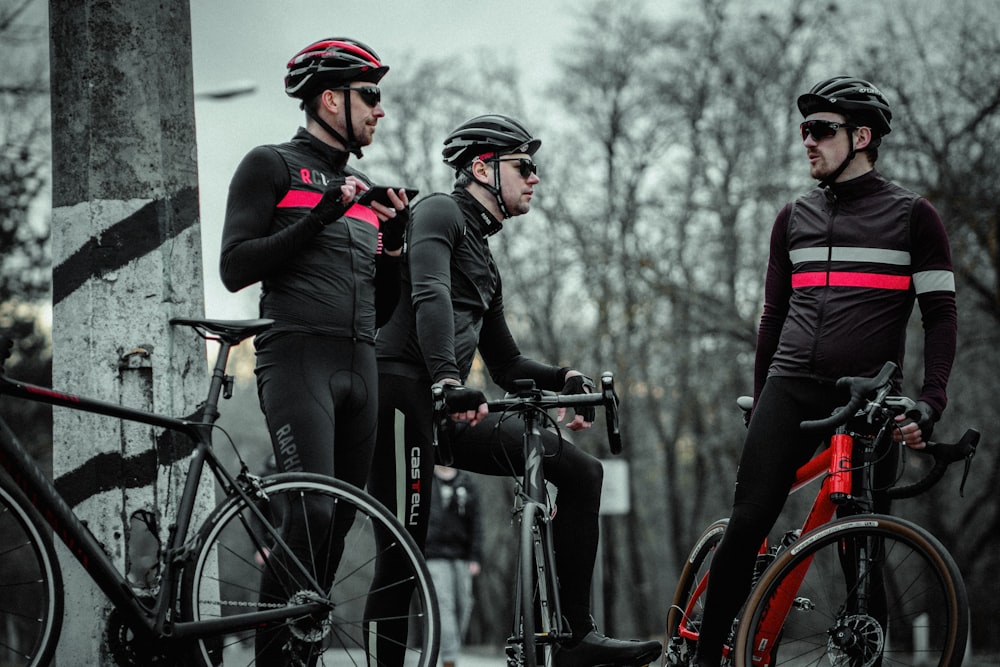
left=375, top=188, right=567, bottom=388
left=220, top=128, right=398, bottom=344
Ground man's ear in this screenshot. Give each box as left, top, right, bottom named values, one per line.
left=320, top=89, right=341, bottom=114
left=470, top=159, right=492, bottom=184
left=853, top=125, right=872, bottom=151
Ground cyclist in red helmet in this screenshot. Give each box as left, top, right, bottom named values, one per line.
left=369, top=114, right=662, bottom=667
left=219, top=37, right=410, bottom=666
left=689, top=76, right=957, bottom=667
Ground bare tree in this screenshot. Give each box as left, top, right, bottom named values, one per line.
left=0, top=0, right=50, bottom=461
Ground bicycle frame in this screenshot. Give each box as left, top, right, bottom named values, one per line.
left=0, top=333, right=327, bottom=645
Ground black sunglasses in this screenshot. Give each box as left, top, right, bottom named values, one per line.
left=334, top=85, right=381, bottom=108
left=496, top=157, right=538, bottom=179
left=799, top=119, right=855, bottom=141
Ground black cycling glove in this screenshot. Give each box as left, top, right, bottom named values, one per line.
left=306, top=178, right=351, bottom=227
left=441, top=383, right=487, bottom=414
left=561, top=373, right=597, bottom=423
left=906, top=400, right=938, bottom=441
left=380, top=205, right=409, bottom=252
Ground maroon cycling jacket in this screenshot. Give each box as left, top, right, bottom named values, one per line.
left=755, top=169, right=957, bottom=416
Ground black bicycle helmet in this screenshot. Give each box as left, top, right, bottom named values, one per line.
left=797, top=76, right=892, bottom=137
left=285, top=37, right=388, bottom=100
left=285, top=38, right=388, bottom=158
left=442, top=114, right=541, bottom=224
left=442, top=114, right=541, bottom=171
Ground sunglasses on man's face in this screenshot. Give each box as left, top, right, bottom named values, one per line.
left=799, top=119, right=854, bottom=141
left=335, top=85, right=381, bottom=108
left=496, top=157, right=538, bottom=179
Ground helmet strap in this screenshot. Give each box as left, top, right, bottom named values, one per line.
left=819, top=132, right=856, bottom=189
left=305, top=90, right=364, bottom=158
left=491, top=161, right=511, bottom=219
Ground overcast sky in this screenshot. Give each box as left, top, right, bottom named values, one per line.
left=190, top=0, right=685, bottom=318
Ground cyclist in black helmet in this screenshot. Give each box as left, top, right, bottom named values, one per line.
left=219, top=36, right=410, bottom=666
left=688, top=76, right=957, bottom=667
left=369, top=114, right=662, bottom=667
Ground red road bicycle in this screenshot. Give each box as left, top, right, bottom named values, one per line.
left=662, top=361, right=978, bottom=667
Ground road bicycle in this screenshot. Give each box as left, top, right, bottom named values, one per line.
left=432, top=373, right=625, bottom=667
left=0, top=317, right=439, bottom=667
left=661, top=361, right=979, bottom=667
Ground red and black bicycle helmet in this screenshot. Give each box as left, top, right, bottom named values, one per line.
left=797, top=76, right=892, bottom=137
left=285, top=37, right=388, bottom=100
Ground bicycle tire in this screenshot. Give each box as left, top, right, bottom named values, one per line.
left=0, top=472, right=63, bottom=667
left=510, top=502, right=561, bottom=667
left=181, top=472, right=439, bottom=667
left=662, top=519, right=727, bottom=667
left=519, top=503, right=539, bottom=667
left=734, top=514, right=968, bottom=667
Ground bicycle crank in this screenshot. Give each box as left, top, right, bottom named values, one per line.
left=106, top=604, right=177, bottom=666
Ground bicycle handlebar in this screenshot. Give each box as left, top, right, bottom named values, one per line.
left=796, top=360, right=979, bottom=498
left=887, top=428, right=980, bottom=499
left=431, top=372, right=623, bottom=465
left=799, top=361, right=899, bottom=432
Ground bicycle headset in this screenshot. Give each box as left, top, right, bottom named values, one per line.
left=441, top=114, right=541, bottom=227
left=284, top=37, right=389, bottom=158
left=796, top=75, right=893, bottom=187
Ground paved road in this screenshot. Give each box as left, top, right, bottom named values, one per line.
left=454, top=645, right=508, bottom=667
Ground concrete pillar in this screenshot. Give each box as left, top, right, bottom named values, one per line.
left=48, top=0, right=209, bottom=662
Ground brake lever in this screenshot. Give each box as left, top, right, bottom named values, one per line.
left=959, top=431, right=979, bottom=497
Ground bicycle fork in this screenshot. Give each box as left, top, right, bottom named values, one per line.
left=509, top=410, right=568, bottom=667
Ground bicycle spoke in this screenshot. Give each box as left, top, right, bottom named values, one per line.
left=181, top=475, right=438, bottom=667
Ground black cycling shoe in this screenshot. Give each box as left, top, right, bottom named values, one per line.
left=554, top=630, right=663, bottom=667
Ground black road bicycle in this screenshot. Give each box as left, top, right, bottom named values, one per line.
left=433, top=373, right=626, bottom=667
left=0, top=317, right=439, bottom=667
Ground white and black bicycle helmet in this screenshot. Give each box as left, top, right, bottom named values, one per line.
left=797, top=76, right=892, bottom=138
left=442, top=114, right=541, bottom=171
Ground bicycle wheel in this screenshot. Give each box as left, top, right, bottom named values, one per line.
left=662, top=519, right=727, bottom=667
left=734, top=515, right=968, bottom=667
left=0, top=472, right=63, bottom=667
left=181, top=472, right=438, bottom=667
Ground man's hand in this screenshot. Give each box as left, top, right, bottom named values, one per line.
left=894, top=400, right=937, bottom=449
left=441, top=380, right=488, bottom=427
left=369, top=188, right=411, bottom=255
left=311, top=176, right=365, bottom=225
left=558, top=371, right=596, bottom=431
